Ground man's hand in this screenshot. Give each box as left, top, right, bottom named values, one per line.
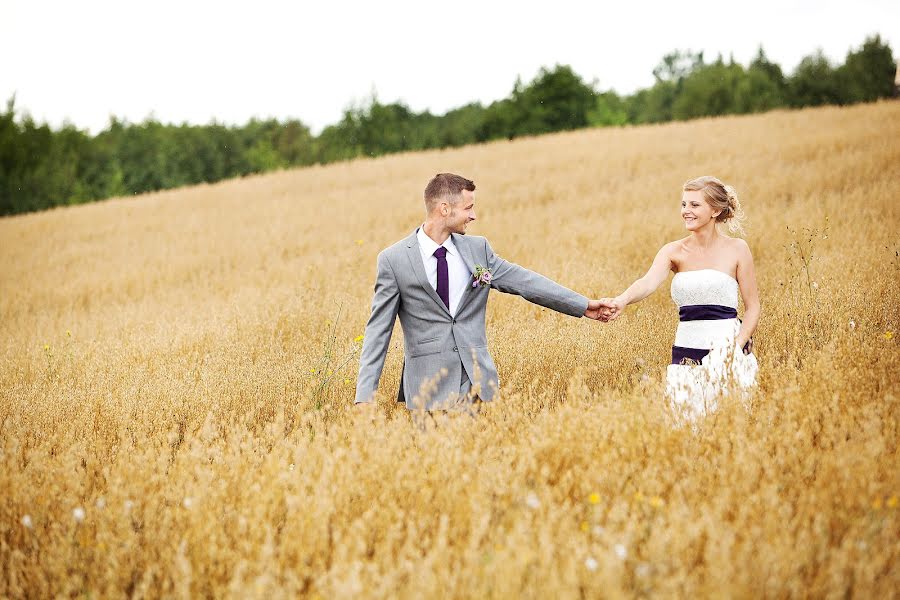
left=584, top=298, right=617, bottom=322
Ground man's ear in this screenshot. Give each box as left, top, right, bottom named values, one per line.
left=441, top=202, right=449, bottom=216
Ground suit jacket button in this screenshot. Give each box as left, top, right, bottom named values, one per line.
left=452, top=319, right=456, bottom=324
left=452, top=347, right=458, bottom=352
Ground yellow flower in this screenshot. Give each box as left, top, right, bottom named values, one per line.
left=354, top=334, right=364, bottom=343
left=588, top=492, right=600, bottom=504
left=43, top=344, right=50, bottom=351
left=66, top=330, right=72, bottom=337
left=885, top=331, right=894, bottom=340
left=310, top=368, right=317, bottom=374
left=649, top=496, right=664, bottom=508
left=344, top=378, right=351, bottom=385
left=633, top=491, right=644, bottom=502
left=580, top=521, right=589, bottom=532
left=356, top=239, right=364, bottom=246
left=887, top=495, right=898, bottom=508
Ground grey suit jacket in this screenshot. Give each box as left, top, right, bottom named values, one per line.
left=355, top=229, right=588, bottom=410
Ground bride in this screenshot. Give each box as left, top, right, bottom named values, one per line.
left=601, top=176, right=761, bottom=420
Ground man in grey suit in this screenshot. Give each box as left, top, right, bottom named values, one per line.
left=355, top=173, right=609, bottom=411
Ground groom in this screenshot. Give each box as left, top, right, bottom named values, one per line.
left=355, top=173, right=610, bottom=411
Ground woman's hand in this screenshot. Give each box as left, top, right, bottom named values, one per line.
left=599, top=296, right=627, bottom=321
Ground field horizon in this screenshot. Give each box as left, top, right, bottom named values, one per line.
left=2, top=101, right=898, bottom=598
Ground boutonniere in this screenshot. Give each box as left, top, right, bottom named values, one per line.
left=472, top=265, right=493, bottom=288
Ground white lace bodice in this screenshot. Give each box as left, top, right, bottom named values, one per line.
left=671, top=269, right=738, bottom=308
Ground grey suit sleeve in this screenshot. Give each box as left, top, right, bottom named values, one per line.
left=354, top=251, right=401, bottom=404
left=485, top=238, right=588, bottom=318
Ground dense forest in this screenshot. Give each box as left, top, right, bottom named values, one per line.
left=1, top=35, right=895, bottom=216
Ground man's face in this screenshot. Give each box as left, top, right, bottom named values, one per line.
left=445, top=190, right=476, bottom=234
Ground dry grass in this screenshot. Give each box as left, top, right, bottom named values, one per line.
left=1, top=101, right=899, bottom=598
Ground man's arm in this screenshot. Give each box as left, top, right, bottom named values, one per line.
left=354, top=251, right=401, bottom=404
left=484, top=238, right=590, bottom=317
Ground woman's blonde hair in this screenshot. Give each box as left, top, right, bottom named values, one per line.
left=683, top=176, right=745, bottom=236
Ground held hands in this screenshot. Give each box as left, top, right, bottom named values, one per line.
left=584, top=297, right=626, bottom=322
left=599, top=296, right=626, bottom=322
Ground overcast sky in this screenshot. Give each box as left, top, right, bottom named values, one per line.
left=3, top=0, right=897, bottom=134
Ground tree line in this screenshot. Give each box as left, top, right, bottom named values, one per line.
left=1, top=35, right=895, bottom=216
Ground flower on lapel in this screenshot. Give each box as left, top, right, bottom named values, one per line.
left=472, top=265, right=493, bottom=288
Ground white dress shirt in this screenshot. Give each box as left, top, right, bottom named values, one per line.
left=416, top=226, right=470, bottom=316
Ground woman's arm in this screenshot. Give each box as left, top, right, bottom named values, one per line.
left=735, top=239, right=761, bottom=350
left=603, top=243, right=674, bottom=321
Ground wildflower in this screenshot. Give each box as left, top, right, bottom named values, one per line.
left=580, top=521, right=589, bottom=532
left=310, top=368, right=317, bottom=374
left=585, top=557, right=598, bottom=571
left=73, top=507, right=86, bottom=522
left=525, top=492, right=540, bottom=509
left=633, top=491, right=644, bottom=502
left=21, top=515, right=32, bottom=529
left=811, top=281, right=819, bottom=290
left=887, top=495, right=898, bottom=508
left=95, top=497, right=106, bottom=510
left=289, top=463, right=295, bottom=472
left=885, top=331, right=894, bottom=340
left=183, top=497, right=194, bottom=509
left=588, top=492, right=600, bottom=504
left=343, top=378, right=351, bottom=385
left=44, top=344, right=50, bottom=352
left=649, top=496, right=664, bottom=508
left=66, top=330, right=72, bottom=337
left=614, top=544, right=627, bottom=559
left=356, top=239, right=363, bottom=246
left=354, top=335, right=364, bottom=343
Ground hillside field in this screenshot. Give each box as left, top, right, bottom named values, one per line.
left=1, top=101, right=898, bottom=597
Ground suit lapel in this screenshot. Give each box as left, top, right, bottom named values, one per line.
left=452, top=233, right=480, bottom=314
left=405, top=231, right=452, bottom=317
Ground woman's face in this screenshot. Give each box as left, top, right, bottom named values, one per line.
left=681, top=190, right=719, bottom=231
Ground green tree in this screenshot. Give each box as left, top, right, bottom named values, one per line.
left=838, top=35, right=896, bottom=103
left=788, top=50, right=843, bottom=107
left=735, top=47, right=788, bottom=113
left=588, top=91, right=629, bottom=126
left=673, top=56, right=745, bottom=120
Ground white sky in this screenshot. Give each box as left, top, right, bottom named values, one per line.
left=2, top=0, right=897, bottom=134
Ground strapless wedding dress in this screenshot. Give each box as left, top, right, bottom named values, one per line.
left=665, top=269, right=758, bottom=420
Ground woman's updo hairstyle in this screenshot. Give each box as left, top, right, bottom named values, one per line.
left=683, top=176, right=746, bottom=236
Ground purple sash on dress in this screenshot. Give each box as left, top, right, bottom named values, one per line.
left=671, top=304, right=747, bottom=365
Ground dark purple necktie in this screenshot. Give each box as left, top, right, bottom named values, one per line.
left=433, top=246, right=450, bottom=309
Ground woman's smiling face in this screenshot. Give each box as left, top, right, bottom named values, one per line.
left=681, top=189, right=719, bottom=231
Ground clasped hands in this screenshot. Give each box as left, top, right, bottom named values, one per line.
left=584, top=297, right=625, bottom=323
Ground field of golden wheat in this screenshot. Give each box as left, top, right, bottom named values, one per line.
left=1, top=101, right=899, bottom=598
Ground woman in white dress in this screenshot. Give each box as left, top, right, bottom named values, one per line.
left=601, top=176, right=761, bottom=419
